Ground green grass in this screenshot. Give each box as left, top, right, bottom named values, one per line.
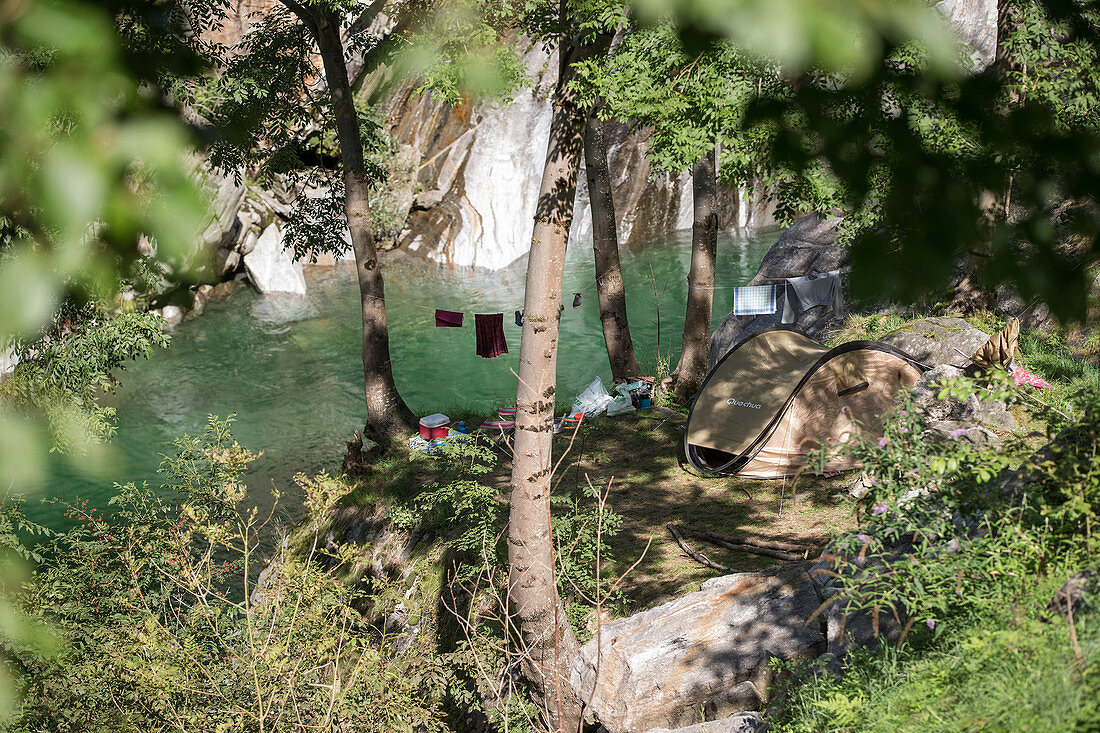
left=769, top=574, right=1100, bottom=733
left=1016, top=330, right=1100, bottom=420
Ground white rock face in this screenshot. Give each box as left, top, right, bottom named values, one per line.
left=0, top=342, right=18, bottom=378
left=392, top=40, right=777, bottom=271
left=243, top=224, right=307, bottom=295
left=934, top=0, right=999, bottom=71
left=422, top=60, right=554, bottom=270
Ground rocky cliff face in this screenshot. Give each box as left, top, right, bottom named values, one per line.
left=191, top=2, right=999, bottom=278
left=381, top=39, right=776, bottom=271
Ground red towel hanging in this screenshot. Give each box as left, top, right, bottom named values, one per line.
left=475, top=313, right=508, bottom=358
left=435, top=309, right=463, bottom=327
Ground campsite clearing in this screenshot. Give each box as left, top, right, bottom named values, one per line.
left=342, top=409, right=854, bottom=617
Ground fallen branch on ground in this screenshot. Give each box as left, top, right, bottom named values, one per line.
left=687, top=528, right=815, bottom=557
left=666, top=523, right=730, bottom=572
left=685, top=529, right=806, bottom=562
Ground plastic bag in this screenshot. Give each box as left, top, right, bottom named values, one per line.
left=572, top=377, right=613, bottom=417
left=606, top=394, right=636, bottom=416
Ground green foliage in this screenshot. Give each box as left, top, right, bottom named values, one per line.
left=0, top=0, right=207, bottom=492
left=630, top=0, right=961, bottom=78
left=404, top=1, right=531, bottom=105
left=9, top=417, right=444, bottom=731
left=552, top=480, right=624, bottom=639
left=0, top=308, right=169, bottom=454
left=391, top=438, right=504, bottom=567
left=807, top=371, right=1100, bottom=637
left=776, top=376, right=1100, bottom=731
left=770, top=599, right=1100, bottom=732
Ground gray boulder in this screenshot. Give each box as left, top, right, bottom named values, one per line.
left=995, top=284, right=1059, bottom=335
left=710, top=214, right=848, bottom=365
left=911, top=364, right=1016, bottom=436
left=880, top=317, right=989, bottom=367
left=196, top=163, right=246, bottom=252
left=571, top=565, right=824, bottom=733
left=646, top=712, right=765, bottom=733
left=243, top=224, right=307, bottom=295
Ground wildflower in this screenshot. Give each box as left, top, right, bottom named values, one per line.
left=925, top=618, right=936, bottom=630
left=877, top=437, right=890, bottom=448
left=948, top=428, right=969, bottom=439
left=872, top=501, right=888, bottom=516
left=899, top=426, right=909, bottom=434
left=857, top=534, right=872, bottom=544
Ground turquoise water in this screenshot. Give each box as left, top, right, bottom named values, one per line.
left=29, top=231, right=775, bottom=532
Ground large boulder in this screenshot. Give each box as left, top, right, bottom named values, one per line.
left=571, top=565, right=824, bottom=733
left=910, top=364, right=1016, bottom=438
left=710, top=214, right=848, bottom=365
left=243, top=224, right=307, bottom=295
left=880, top=317, right=989, bottom=368
left=995, top=284, right=1059, bottom=336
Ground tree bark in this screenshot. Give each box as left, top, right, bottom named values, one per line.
left=583, top=100, right=641, bottom=381
left=508, top=22, right=611, bottom=732
left=952, top=2, right=1016, bottom=314
left=673, top=146, right=718, bottom=400
left=301, top=6, right=417, bottom=442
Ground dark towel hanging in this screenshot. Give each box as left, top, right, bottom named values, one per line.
left=475, top=313, right=509, bottom=358
left=572, top=293, right=582, bottom=307
left=435, top=309, right=463, bottom=327
left=515, top=310, right=523, bottom=327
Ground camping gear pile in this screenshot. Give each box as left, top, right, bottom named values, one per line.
left=561, top=377, right=653, bottom=428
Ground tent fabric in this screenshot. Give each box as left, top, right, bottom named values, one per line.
left=685, top=328, right=927, bottom=479
left=970, top=318, right=1020, bottom=370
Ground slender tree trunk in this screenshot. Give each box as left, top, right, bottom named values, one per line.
left=302, top=7, right=416, bottom=442
left=584, top=100, right=641, bottom=381
left=953, top=2, right=1016, bottom=314
left=508, top=23, right=611, bottom=732
left=673, top=146, right=718, bottom=400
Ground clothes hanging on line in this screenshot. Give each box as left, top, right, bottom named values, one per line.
left=782, top=270, right=842, bottom=324
left=435, top=309, right=463, bottom=327
left=732, top=284, right=777, bottom=316
left=475, top=313, right=509, bottom=358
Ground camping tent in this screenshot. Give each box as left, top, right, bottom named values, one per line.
left=685, top=328, right=928, bottom=478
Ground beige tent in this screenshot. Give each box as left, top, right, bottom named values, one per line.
left=685, top=329, right=927, bottom=478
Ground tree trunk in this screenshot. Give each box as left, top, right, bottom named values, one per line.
left=673, top=146, right=718, bottom=401
left=307, top=8, right=417, bottom=442
left=508, top=23, right=611, bottom=732
left=584, top=100, right=641, bottom=381
left=952, top=1, right=1016, bottom=314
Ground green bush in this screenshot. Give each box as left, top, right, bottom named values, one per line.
left=774, top=376, right=1100, bottom=732
left=7, top=417, right=444, bottom=732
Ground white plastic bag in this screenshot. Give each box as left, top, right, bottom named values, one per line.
left=572, top=377, right=613, bottom=417
left=606, top=394, right=635, bottom=416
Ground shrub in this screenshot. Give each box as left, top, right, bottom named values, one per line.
left=8, top=417, right=443, bottom=732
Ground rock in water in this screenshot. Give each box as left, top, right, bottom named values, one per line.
left=570, top=565, right=824, bottom=733
left=880, top=317, right=989, bottom=368
left=243, top=224, right=307, bottom=295
left=710, top=214, right=848, bottom=365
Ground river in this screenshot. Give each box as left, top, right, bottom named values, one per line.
left=28, top=230, right=775, bottom=533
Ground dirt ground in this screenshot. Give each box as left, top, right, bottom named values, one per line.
left=537, top=408, right=854, bottom=613
left=345, top=407, right=857, bottom=617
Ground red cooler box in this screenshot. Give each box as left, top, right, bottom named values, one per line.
left=419, top=413, right=450, bottom=439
